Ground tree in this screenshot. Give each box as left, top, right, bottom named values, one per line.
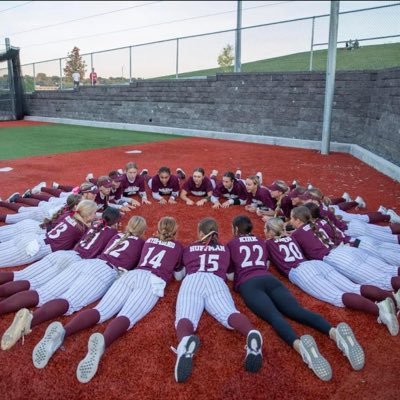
left=63, top=46, right=87, bottom=79
left=217, top=44, right=234, bottom=72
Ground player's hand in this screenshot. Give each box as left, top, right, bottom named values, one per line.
left=245, top=205, right=257, bottom=213
left=196, top=199, right=207, bottom=206
left=131, top=199, right=141, bottom=207
left=221, top=200, right=231, bottom=208
left=120, top=206, right=131, bottom=213
left=186, top=199, right=195, bottom=206
left=142, top=198, right=151, bottom=205
left=168, top=198, right=177, bottom=205
left=159, top=198, right=167, bottom=205
left=212, top=201, right=221, bottom=209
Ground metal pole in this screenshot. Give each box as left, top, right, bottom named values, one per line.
left=90, top=53, right=93, bottom=85
left=59, top=59, right=63, bottom=90
left=321, top=1, right=340, bottom=155
left=33, top=63, right=36, bottom=90
left=5, top=38, right=16, bottom=117
left=234, top=0, right=242, bottom=72
left=309, top=17, right=315, bottom=71
left=176, top=38, right=179, bottom=79
left=129, top=46, right=132, bottom=83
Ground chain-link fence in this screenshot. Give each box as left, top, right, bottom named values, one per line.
left=15, top=3, right=400, bottom=92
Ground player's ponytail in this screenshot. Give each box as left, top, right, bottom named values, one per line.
left=157, top=216, right=178, bottom=242
left=198, top=217, right=219, bottom=247
left=73, top=200, right=98, bottom=229
left=232, top=215, right=253, bottom=236
left=40, top=194, right=82, bottom=230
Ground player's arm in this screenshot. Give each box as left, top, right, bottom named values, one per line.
left=180, top=189, right=194, bottom=205
left=196, top=190, right=212, bottom=206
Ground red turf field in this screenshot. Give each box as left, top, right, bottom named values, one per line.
left=0, top=130, right=399, bottom=400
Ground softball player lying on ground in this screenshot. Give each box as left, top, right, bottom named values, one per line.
left=228, top=215, right=364, bottom=381
left=31, top=216, right=183, bottom=384
left=173, top=217, right=263, bottom=383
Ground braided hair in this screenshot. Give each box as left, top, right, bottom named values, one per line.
left=291, top=206, right=331, bottom=247
left=40, top=194, right=82, bottom=230
left=197, top=217, right=219, bottom=247
left=156, top=216, right=178, bottom=242
left=77, top=207, right=121, bottom=249
left=232, top=215, right=253, bottom=236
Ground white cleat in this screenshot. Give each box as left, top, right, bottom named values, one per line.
left=244, top=330, right=263, bottom=373
left=176, top=168, right=186, bottom=180
left=85, top=173, right=94, bottom=182
left=377, top=205, right=388, bottom=215
left=299, top=334, right=332, bottom=381
left=235, top=169, right=242, bottom=180
left=76, top=333, right=105, bottom=383
left=392, top=290, right=400, bottom=313
left=256, top=172, right=263, bottom=186
left=140, top=168, right=148, bottom=177
left=387, top=209, right=400, bottom=224
left=173, top=335, right=200, bottom=383
left=210, top=169, right=218, bottom=178
left=31, top=181, right=46, bottom=195
left=52, top=182, right=59, bottom=189
left=32, top=321, right=66, bottom=369
left=335, top=322, right=365, bottom=371
left=342, top=192, right=352, bottom=202
left=376, top=297, right=399, bottom=336
left=307, top=183, right=314, bottom=190
left=354, top=196, right=366, bottom=209
left=6, top=192, right=20, bottom=203
left=292, top=179, right=299, bottom=187
left=117, top=169, right=123, bottom=175
left=1, top=308, right=33, bottom=350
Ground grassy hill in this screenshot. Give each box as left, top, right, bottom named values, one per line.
left=167, top=42, right=400, bottom=79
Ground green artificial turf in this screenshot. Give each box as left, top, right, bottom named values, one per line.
left=0, top=124, right=181, bottom=160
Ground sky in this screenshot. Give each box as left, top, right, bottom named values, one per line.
left=0, top=1, right=399, bottom=79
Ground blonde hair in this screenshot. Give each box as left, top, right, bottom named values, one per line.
left=198, top=217, right=219, bottom=246
left=74, top=199, right=97, bottom=227
left=307, top=187, right=331, bottom=206
left=157, top=216, right=178, bottom=242
left=107, top=216, right=147, bottom=253
left=246, top=175, right=260, bottom=186
left=265, top=217, right=285, bottom=238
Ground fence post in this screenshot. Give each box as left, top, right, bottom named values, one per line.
left=321, top=1, right=340, bottom=155
left=33, top=63, right=36, bottom=91
left=59, top=59, right=63, bottom=90
left=176, top=38, right=179, bottom=79
left=129, top=46, right=132, bottom=83
left=5, top=38, right=16, bottom=117
left=234, top=0, right=242, bottom=73
left=309, top=17, right=315, bottom=71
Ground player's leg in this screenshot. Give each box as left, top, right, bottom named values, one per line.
left=205, top=274, right=262, bottom=373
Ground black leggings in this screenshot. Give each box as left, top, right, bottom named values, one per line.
left=239, top=275, right=332, bottom=346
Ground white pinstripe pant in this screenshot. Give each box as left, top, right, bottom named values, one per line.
left=13, top=250, right=81, bottom=289
left=5, top=208, right=50, bottom=224
left=37, top=259, right=118, bottom=314
left=346, top=219, right=398, bottom=244
left=0, top=219, right=44, bottom=242
left=0, top=234, right=51, bottom=268
left=95, top=269, right=160, bottom=329
left=175, top=272, right=239, bottom=330
left=288, top=260, right=361, bottom=307
left=331, top=206, right=370, bottom=222
left=357, top=236, right=400, bottom=266
left=323, top=245, right=395, bottom=290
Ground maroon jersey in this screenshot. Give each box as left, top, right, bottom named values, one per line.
left=227, top=235, right=269, bottom=291
left=291, top=223, right=331, bottom=260
left=246, top=187, right=275, bottom=209
left=109, top=186, right=124, bottom=203
left=121, top=174, right=146, bottom=197
left=319, top=204, right=348, bottom=231
left=316, top=219, right=351, bottom=246
left=277, top=195, right=293, bottom=219
left=94, top=192, right=109, bottom=211
left=137, top=238, right=183, bottom=283
left=150, top=174, right=180, bottom=197
left=265, top=236, right=306, bottom=276
left=44, top=215, right=88, bottom=252
left=183, top=242, right=231, bottom=280
left=212, top=180, right=247, bottom=203
left=183, top=176, right=213, bottom=197
left=74, top=224, right=119, bottom=259
left=99, top=233, right=145, bottom=270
